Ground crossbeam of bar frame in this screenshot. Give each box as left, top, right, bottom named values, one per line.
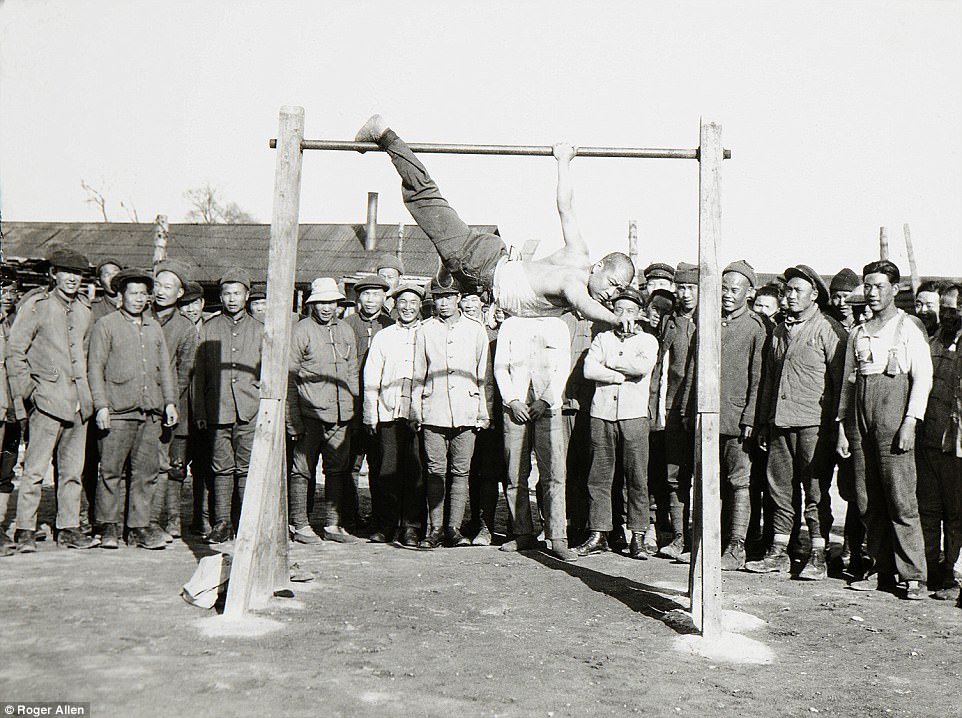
left=269, top=138, right=731, bottom=160
left=230, top=111, right=728, bottom=643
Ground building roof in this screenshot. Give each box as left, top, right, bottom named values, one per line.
left=0, top=221, right=501, bottom=284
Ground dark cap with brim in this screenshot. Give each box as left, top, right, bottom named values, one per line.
left=179, top=281, right=204, bottom=305
left=48, top=248, right=90, bottom=273
left=647, top=288, right=676, bottom=313
left=111, top=267, right=154, bottom=294
left=391, top=282, right=426, bottom=300
left=784, top=265, right=830, bottom=305
left=429, top=277, right=461, bottom=297
left=612, top=286, right=645, bottom=307
left=644, top=262, right=675, bottom=281
left=248, top=282, right=267, bottom=301
left=354, top=275, right=391, bottom=293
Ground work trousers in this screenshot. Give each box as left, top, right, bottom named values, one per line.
left=665, top=414, right=693, bottom=540
left=289, top=417, right=352, bottom=529
left=916, top=444, right=961, bottom=583
left=469, top=424, right=503, bottom=531
left=96, top=415, right=161, bottom=529
left=856, top=373, right=927, bottom=582
left=150, top=427, right=186, bottom=526
left=563, top=409, right=592, bottom=533
left=586, top=417, right=650, bottom=534
left=647, top=428, right=669, bottom=535
left=211, top=420, right=256, bottom=526
left=720, top=434, right=752, bottom=543
left=375, top=420, right=425, bottom=531
left=836, top=415, right=869, bottom=572
left=748, top=442, right=773, bottom=546
left=187, top=427, right=214, bottom=533
left=350, top=426, right=379, bottom=529
left=422, top=425, right=476, bottom=531
left=503, top=410, right=567, bottom=541
left=16, top=409, right=87, bottom=531
left=1, top=419, right=22, bottom=493
left=381, top=129, right=507, bottom=291
left=768, top=425, right=834, bottom=542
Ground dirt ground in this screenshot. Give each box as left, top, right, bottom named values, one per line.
left=2, top=479, right=961, bottom=718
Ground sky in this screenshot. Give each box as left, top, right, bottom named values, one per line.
left=1, top=0, right=960, bottom=277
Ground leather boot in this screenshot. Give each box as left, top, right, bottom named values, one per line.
left=745, top=542, right=790, bottom=573
left=720, top=539, right=746, bottom=571
left=574, top=531, right=608, bottom=556
left=798, top=547, right=827, bottom=581
left=418, top=527, right=444, bottom=550
left=165, top=480, right=182, bottom=538
left=548, top=539, right=578, bottom=562
left=629, top=532, right=650, bottom=560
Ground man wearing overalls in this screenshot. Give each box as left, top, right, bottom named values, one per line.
left=837, top=260, right=933, bottom=600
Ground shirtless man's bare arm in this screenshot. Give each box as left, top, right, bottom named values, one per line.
left=562, top=281, right=627, bottom=330
left=541, top=143, right=591, bottom=268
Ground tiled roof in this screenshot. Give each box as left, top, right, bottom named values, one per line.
left=1, top=221, right=501, bottom=284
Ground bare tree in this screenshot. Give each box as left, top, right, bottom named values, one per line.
left=184, top=184, right=256, bottom=224
left=81, top=179, right=109, bottom=221
left=120, top=199, right=140, bottom=223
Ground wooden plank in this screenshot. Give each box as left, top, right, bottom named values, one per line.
left=903, top=223, right=920, bottom=295
left=691, top=120, right=724, bottom=640
left=879, top=226, right=889, bottom=261
left=224, top=106, right=305, bottom=617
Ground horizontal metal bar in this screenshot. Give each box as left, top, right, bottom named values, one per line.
left=268, top=138, right=731, bottom=160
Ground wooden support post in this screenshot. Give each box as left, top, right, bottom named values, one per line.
left=690, top=120, right=724, bottom=640
left=879, top=226, right=889, bottom=261
left=223, top=106, right=305, bottom=617
left=628, top=220, right=639, bottom=286
left=903, top=223, right=920, bottom=295
left=152, top=214, right=169, bottom=265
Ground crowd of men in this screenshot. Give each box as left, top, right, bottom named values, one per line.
left=1, top=245, right=960, bottom=606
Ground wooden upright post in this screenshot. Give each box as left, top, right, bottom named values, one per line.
left=690, top=120, right=724, bottom=640
left=903, top=223, right=920, bottom=295
left=224, top=106, right=305, bottom=617
left=628, top=220, right=639, bottom=286
left=879, top=226, right=890, bottom=261
left=152, top=214, right=169, bottom=265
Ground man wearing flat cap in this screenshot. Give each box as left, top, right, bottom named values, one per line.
left=706, top=260, right=768, bottom=570
left=6, top=248, right=95, bottom=552
left=643, top=263, right=675, bottom=295
left=176, top=280, right=213, bottom=533
left=179, top=281, right=206, bottom=327
left=376, top=255, right=404, bottom=314
left=412, top=278, right=490, bottom=549
left=88, top=268, right=178, bottom=550
left=148, top=259, right=199, bottom=541
left=287, top=278, right=360, bottom=543
left=344, top=274, right=395, bottom=531
left=749, top=264, right=846, bottom=580
left=363, top=282, right=427, bottom=545
left=655, top=261, right=699, bottom=560
left=90, top=258, right=123, bottom=323
left=575, top=287, right=658, bottom=560
left=193, top=266, right=264, bottom=544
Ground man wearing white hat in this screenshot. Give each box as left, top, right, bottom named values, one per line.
left=287, top=278, right=360, bottom=543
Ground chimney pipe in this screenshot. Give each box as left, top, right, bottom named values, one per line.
left=365, top=192, right=378, bottom=251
